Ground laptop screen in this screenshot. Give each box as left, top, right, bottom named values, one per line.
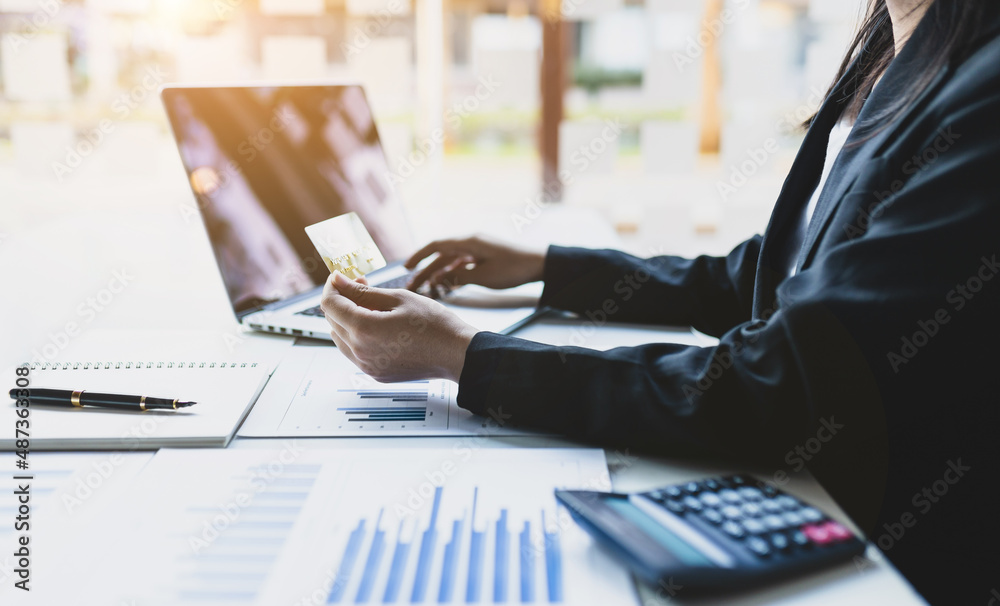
left=162, top=85, right=413, bottom=315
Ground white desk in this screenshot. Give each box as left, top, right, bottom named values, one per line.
left=0, top=189, right=924, bottom=604
left=228, top=318, right=925, bottom=606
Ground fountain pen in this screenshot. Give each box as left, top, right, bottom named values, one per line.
left=9, top=388, right=196, bottom=411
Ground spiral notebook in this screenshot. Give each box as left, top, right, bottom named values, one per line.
left=3, top=360, right=272, bottom=450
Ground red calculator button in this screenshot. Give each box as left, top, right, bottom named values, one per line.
left=824, top=521, right=853, bottom=541
left=802, top=524, right=834, bottom=545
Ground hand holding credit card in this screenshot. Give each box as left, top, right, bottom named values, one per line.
left=304, top=212, right=387, bottom=280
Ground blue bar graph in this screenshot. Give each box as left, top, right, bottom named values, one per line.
left=437, top=517, right=464, bottom=603
left=494, top=510, right=509, bottom=603
left=322, top=487, right=565, bottom=605
left=466, top=489, right=484, bottom=604
left=328, top=520, right=367, bottom=603
left=337, top=388, right=429, bottom=403
left=519, top=522, right=534, bottom=604
left=355, top=510, right=386, bottom=603
left=542, top=512, right=563, bottom=603
left=337, top=407, right=428, bottom=422
left=383, top=520, right=412, bottom=603
left=411, top=487, right=443, bottom=602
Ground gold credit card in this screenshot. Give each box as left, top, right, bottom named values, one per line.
left=304, top=212, right=387, bottom=280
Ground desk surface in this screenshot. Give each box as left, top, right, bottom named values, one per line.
left=229, top=318, right=926, bottom=606
left=0, top=201, right=925, bottom=604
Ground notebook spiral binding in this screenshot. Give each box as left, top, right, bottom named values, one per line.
left=27, top=361, right=259, bottom=371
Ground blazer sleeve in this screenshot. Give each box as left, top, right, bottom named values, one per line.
left=539, top=236, right=762, bottom=338
left=457, top=95, right=1000, bottom=468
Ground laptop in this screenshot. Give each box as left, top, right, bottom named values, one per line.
left=161, top=84, right=544, bottom=340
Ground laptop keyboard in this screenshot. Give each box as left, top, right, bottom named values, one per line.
left=374, top=273, right=413, bottom=290
left=295, top=272, right=414, bottom=317
left=297, top=306, right=326, bottom=317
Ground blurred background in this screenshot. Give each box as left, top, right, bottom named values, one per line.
left=0, top=0, right=864, bottom=366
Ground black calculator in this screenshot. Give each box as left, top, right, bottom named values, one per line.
left=555, top=475, right=865, bottom=591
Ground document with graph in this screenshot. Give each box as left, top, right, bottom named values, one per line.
left=11, top=448, right=637, bottom=606
left=0, top=452, right=153, bottom=596
left=239, top=345, right=537, bottom=437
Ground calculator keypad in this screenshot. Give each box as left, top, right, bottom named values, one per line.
left=643, top=475, right=856, bottom=559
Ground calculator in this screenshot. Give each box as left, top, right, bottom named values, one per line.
left=555, top=475, right=865, bottom=590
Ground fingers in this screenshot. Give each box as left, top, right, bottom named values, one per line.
left=331, top=271, right=398, bottom=311
left=321, top=280, right=367, bottom=328
left=428, top=256, right=475, bottom=291
left=324, top=309, right=353, bottom=343
left=404, top=239, right=458, bottom=270
left=405, top=236, right=483, bottom=270
left=407, top=253, right=460, bottom=291
left=327, top=327, right=362, bottom=368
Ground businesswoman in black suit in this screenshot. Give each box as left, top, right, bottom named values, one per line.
left=322, top=0, right=1000, bottom=601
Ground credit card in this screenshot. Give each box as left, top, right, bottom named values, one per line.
left=304, top=212, right=387, bottom=280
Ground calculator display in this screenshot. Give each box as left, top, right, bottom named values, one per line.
left=604, top=497, right=715, bottom=567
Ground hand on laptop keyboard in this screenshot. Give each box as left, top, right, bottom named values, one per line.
left=404, top=235, right=545, bottom=293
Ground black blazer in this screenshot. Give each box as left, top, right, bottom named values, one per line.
left=457, top=7, right=1000, bottom=604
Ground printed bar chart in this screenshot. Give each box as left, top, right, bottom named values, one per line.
left=332, top=376, right=433, bottom=426
left=338, top=407, right=429, bottom=422
left=178, top=463, right=320, bottom=603
left=327, top=486, right=563, bottom=604
left=11, top=449, right=632, bottom=606
left=245, top=347, right=538, bottom=436
left=356, top=511, right=387, bottom=602
left=383, top=520, right=413, bottom=603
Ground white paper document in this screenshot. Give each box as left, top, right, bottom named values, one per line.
left=239, top=346, right=537, bottom=437
left=0, top=452, right=153, bottom=593
left=6, top=448, right=637, bottom=606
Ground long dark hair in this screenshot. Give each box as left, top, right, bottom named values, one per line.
left=809, top=0, right=991, bottom=128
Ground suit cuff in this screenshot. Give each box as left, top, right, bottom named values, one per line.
left=456, top=331, right=518, bottom=418
left=539, top=245, right=600, bottom=311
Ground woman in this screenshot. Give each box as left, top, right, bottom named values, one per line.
left=321, top=0, right=1000, bottom=602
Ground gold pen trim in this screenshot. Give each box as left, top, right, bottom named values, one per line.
left=172, top=399, right=178, bottom=410
left=140, top=396, right=147, bottom=411
left=71, top=390, right=84, bottom=407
